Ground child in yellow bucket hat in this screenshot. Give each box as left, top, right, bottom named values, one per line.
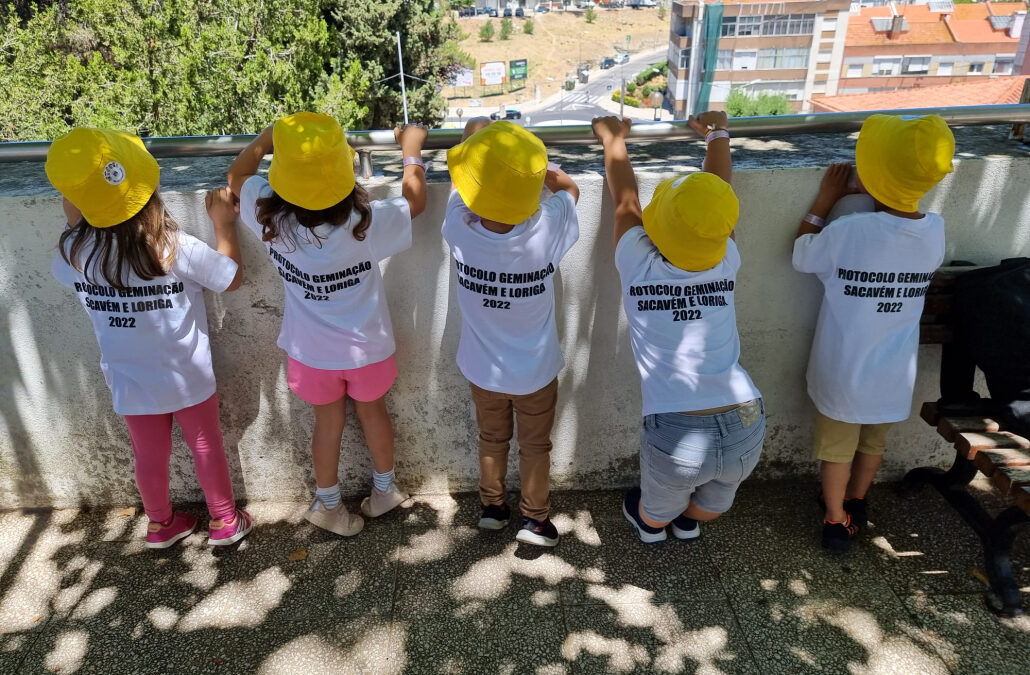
left=592, top=112, right=764, bottom=545
left=47, top=127, right=253, bottom=549
left=792, top=114, right=954, bottom=552
left=228, top=112, right=429, bottom=537
left=443, top=118, right=581, bottom=547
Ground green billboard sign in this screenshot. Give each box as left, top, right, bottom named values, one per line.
left=509, top=59, right=528, bottom=81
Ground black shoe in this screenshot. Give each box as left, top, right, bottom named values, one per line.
left=478, top=503, right=511, bottom=530
left=515, top=516, right=559, bottom=547
left=670, top=514, right=699, bottom=541
left=817, top=493, right=869, bottom=529
left=822, top=515, right=859, bottom=552
left=622, top=487, right=667, bottom=544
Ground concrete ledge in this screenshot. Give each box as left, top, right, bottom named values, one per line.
left=2, top=154, right=1027, bottom=508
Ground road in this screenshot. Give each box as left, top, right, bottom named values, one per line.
left=447, top=47, right=670, bottom=127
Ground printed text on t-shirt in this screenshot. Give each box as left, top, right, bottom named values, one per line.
left=455, top=261, right=555, bottom=306
left=628, top=279, right=734, bottom=321
left=267, top=247, right=371, bottom=300
left=836, top=268, right=933, bottom=309
left=73, top=281, right=184, bottom=324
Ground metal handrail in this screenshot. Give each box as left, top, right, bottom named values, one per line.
left=2, top=104, right=1028, bottom=164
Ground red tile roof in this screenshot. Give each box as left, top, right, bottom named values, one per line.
left=810, top=76, right=1029, bottom=113
left=847, top=2, right=1027, bottom=47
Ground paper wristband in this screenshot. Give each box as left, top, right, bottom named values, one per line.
left=402, top=156, right=425, bottom=170
left=547, top=162, right=562, bottom=172
left=803, top=213, right=826, bottom=228
left=705, top=129, right=730, bottom=144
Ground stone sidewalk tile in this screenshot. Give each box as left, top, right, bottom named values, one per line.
left=730, top=585, right=951, bottom=675
left=562, top=601, right=759, bottom=674
left=903, top=593, right=1030, bottom=675
left=19, top=614, right=402, bottom=675
left=863, top=483, right=1030, bottom=597
left=393, top=602, right=569, bottom=675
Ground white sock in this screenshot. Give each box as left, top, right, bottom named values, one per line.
left=373, top=468, right=394, bottom=493
left=315, top=484, right=341, bottom=509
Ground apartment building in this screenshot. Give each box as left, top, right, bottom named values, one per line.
left=838, top=1, right=1028, bottom=94
left=668, top=0, right=852, bottom=116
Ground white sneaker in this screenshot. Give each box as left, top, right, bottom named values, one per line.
left=304, top=498, right=364, bottom=536
left=360, top=482, right=410, bottom=518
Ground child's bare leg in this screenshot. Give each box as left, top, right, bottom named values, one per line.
left=845, top=452, right=883, bottom=500
left=353, top=396, right=395, bottom=474
left=312, top=399, right=346, bottom=488
left=683, top=502, right=722, bottom=522
left=821, top=460, right=851, bottom=522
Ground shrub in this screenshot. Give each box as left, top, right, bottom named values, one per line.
left=523, top=18, right=534, bottom=34
left=625, top=81, right=637, bottom=93
left=725, top=89, right=792, bottom=116
left=658, top=4, right=667, bottom=20
left=611, top=91, right=641, bottom=107
left=500, top=18, right=513, bottom=40
left=641, top=84, right=653, bottom=98
left=585, top=6, right=596, bottom=23
left=479, top=20, right=495, bottom=41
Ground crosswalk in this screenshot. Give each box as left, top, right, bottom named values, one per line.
left=560, top=92, right=597, bottom=104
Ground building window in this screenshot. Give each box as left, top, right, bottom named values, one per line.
left=758, top=13, right=816, bottom=36
left=822, top=17, right=838, bottom=32
left=737, top=16, right=761, bottom=37
left=995, top=58, right=1014, bottom=75
left=968, top=62, right=985, bottom=74
left=733, top=50, right=758, bottom=70
left=678, top=48, right=690, bottom=70
left=902, top=56, right=930, bottom=74
left=873, top=57, right=901, bottom=76
left=817, top=50, right=832, bottom=63
left=846, top=63, right=864, bottom=77
left=716, top=50, right=734, bottom=70
left=756, top=47, right=810, bottom=70
left=721, top=16, right=736, bottom=37
left=937, top=61, right=954, bottom=76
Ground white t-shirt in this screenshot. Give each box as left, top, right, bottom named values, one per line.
left=615, top=227, right=761, bottom=416
left=51, top=232, right=238, bottom=416
left=240, top=176, right=412, bottom=370
left=793, top=211, right=946, bottom=424
left=442, top=189, right=580, bottom=395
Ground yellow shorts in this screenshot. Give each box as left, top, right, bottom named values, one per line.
left=813, top=411, right=893, bottom=463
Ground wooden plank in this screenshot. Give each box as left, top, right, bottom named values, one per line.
left=922, top=294, right=953, bottom=316
left=955, top=431, right=1030, bottom=459
left=974, top=448, right=1030, bottom=477
left=990, top=464, right=1030, bottom=495
left=936, top=415, right=1001, bottom=442
left=920, top=401, right=940, bottom=426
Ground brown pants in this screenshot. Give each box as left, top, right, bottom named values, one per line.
left=469, top=378, right=558, bottom=521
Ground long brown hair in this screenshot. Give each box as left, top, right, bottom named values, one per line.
left=255, top=184, right=372, bottom=250
left=59, top=192, right=179, bottom=291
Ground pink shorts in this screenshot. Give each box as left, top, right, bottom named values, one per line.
left=286, top=356, right=398, bottom=405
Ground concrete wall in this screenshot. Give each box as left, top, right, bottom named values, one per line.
left=2, top=156, right=1028, bottom=509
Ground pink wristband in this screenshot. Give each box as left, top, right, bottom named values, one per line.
left=402, top=156, right=425, bottom=170
left=705, top=129, right=730, bottom=144
left=803, top=213, right=826, bottom=229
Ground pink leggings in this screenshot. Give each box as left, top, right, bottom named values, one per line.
left=123, top=393, right=236, bottom=523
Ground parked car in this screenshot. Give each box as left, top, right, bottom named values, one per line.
left=614, top=52, right=630, bottom=64
left=490, top=108, right=522, bottom=120
left=477, top=7, right=491, bottom=14
left=503, top=8, right=513, bottom=17
left=600, top=57, right=615, bottom=69
left=457, top=7, right=475, bottom=17
left=535, top=4, right=550, bottom=12
left=515, top=7, right=525, bottom=17
left=489, top=8, right=498, bottom=17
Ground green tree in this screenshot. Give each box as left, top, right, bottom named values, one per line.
left=658, top=4, right=667, bottom=21
left=725, top=89, right=751, bottom=117
left=725, top=89, right=792, bottom=116
left=500, top=18, right=513, bottom=40
left=584, top=6, right=596, bottom=23
left=523, top=18, right=534, bottom=34
left=479, top=19, right=495, bottom=41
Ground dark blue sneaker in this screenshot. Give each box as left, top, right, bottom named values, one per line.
left=670, top=514, right=700, bottom=541
left=515, top=516, right=560, bottom=547
left=622, top=487, right=667, bottom=544
left=478, top=503, right=511, bottom=530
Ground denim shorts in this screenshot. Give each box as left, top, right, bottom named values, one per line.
left=639, top=399, right=765, bottom=523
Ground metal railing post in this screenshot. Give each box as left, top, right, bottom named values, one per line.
left=357, top=150, right=374, bottom=179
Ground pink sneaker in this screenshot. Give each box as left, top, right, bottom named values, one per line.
left=207, top=509, right=253, bottom=546
left=146, top=512, right=198, bottom=550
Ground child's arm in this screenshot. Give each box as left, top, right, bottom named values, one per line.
left=688, top=111, right=731, bottom=185
left=592, top=116, right=641, bottom=247
left=451, top=117, right=492, bottom=192
left=544, top=168, right=579, bottom=204
left=227, top=125, right=273, bottom=198
left=795, top=163, right=853, bottom=240
left=205, top=186, right=243, bottom=291
left=62, top=198, right=83, bottom=227
left=394, top=125, right=429, bottom=219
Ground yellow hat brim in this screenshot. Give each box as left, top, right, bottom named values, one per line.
left=269, top=144, right=356, bottom=211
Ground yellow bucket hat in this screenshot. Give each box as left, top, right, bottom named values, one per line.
left=45, top=128, right=160, bottom=228
left=855, top=114, right=955, bottom=212
left=447, top=121, right=547, bottom=225
left=268, top=112, right=356, bottom=211
left=642, top=172, right=739, bottom=271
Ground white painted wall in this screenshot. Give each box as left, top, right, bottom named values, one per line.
left=2, top=156, right=1028, bottom=508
